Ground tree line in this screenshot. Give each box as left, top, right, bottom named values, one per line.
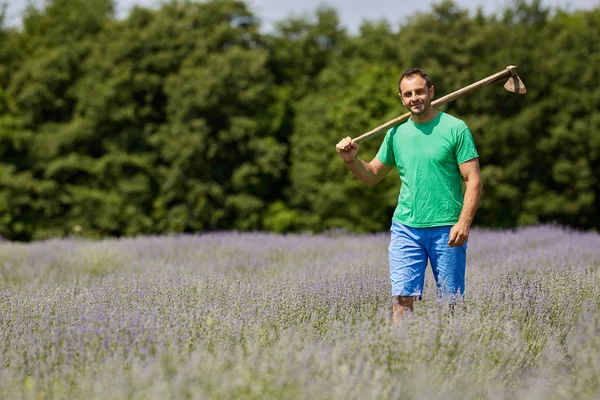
left=0, top=0, right=598, bottom=241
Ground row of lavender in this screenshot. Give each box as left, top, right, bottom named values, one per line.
left=1, top=226, right=599, bottom=399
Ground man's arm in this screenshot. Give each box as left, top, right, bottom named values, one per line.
left=335, top=136, right=394, bottom=185
left=346, top=156, right=394, bottom=185
left=448, top=158, right=482, bottom=247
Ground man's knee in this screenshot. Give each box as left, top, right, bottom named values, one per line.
left=392, top=295, right=414, bottom=308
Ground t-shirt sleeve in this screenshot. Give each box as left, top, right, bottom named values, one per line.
left=455, top=127, right=479, bottom=165
left=376, top=128, right=396, bottom=166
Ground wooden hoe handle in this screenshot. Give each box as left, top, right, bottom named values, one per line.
left=352, top=65, right=526, bottom=144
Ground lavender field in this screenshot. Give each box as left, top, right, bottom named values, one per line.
left=1, top=226, right=599, bottom=399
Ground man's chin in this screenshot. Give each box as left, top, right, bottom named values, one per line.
left=409, top=104, right=429, bottom=115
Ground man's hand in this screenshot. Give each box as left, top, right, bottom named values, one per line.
left=335, top=136, right=359, bottom=163
left=449, top=159, right=481, bottom=247
left=448, top=221, right=470, bottom=247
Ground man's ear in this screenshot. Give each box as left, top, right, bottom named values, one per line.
left=429, top=85, right=435, bottom=99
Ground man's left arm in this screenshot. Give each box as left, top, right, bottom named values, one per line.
left=448, top=158, right=482, bottom=247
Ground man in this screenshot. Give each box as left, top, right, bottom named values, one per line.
left=335, top=68, right=482, bottom=325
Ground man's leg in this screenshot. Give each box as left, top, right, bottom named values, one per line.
left=389, top=221, right=427, bottom=326
left=427, top=226, right=467, bottom=304
left=391, top=295, right=414, bottom=326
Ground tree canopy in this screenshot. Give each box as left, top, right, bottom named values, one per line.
left=1, top=0, right=598, bottom=240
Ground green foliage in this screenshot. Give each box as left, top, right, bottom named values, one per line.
left=289, top=59, right=401, bottom=232
left=0, top=0, right=598, bottom=240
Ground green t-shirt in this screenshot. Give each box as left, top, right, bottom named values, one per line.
left=376, top=111, right=479, bottom=228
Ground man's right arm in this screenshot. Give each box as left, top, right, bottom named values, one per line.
left=345, top=156, right=394, bottom=185
left=335, top=136, right=394, bottom=185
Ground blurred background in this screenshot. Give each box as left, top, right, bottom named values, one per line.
left=0, top=0, right=598, bottom=241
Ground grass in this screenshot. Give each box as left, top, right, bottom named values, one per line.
left=1, top=225, right=599, bottom=399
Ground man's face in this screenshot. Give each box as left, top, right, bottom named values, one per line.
left=399, top=76, right=434, bottom=115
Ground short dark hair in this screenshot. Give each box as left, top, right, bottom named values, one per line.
left=398, top=68, right=433, bottom=91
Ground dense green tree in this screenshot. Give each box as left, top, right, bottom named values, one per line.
left=519, top=7, right=600, bottom=228
left=0, top=0, right=598, bottom=240
left=74, top=0, right=288, bottom=234
left=2, top=0, right=116, bottom=239
left=451, top=1, right=600, bottom=228
left=285, top=58, right=402, bottom=232
left=266, top=7, right=349, bottom=97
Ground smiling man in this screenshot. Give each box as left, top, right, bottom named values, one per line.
left=335, top=68, right=482, bottom=325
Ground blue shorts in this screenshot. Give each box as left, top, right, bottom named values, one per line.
left=389, top=221, right=466, bottom=301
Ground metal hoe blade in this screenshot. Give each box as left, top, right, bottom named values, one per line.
left=504, top=66, right=527, bottom=94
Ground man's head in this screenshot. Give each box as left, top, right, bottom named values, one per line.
left=398, top=68, right=435, bottom=116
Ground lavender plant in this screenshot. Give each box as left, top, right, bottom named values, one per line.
left=1, top=226, right=599, bottom=399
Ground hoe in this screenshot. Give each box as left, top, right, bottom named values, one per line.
left=352, top=65, right=527, bottom=144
